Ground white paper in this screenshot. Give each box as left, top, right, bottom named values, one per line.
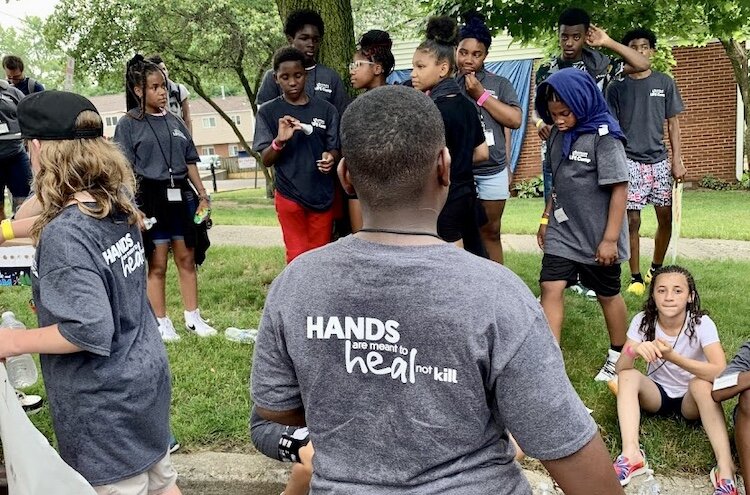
left=554, top=208, right=569, bottom=223
left=167, top=188, right=182, bottom=202
left=0, top=122, right=9, bottom=134
left=712, top=372, right=739, bottom=391
left=484, top=130, right=495, bottom=147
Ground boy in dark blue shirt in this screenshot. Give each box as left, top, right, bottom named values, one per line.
left=253, top=47, right=340, bottom=263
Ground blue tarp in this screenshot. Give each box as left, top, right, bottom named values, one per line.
left=387, top=59, right=533, bottom=172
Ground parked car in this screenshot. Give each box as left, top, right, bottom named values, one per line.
left=197, top=154, right=221, bottom=170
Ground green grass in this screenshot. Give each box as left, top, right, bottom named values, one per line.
left=209, top=188, right=750, bottom=241
left=1, top=247, right=747, bottom=473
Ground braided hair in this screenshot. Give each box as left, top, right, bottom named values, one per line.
left=638, top=265, right=706, bottom=343
left=357, top=30, right=395, bottom=76
left=125, top=54, right=165, bottom=118
left=417, top=16, right=458, bottom=75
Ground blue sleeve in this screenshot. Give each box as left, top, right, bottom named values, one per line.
left=326, top=105, right=340, bottom=151
left=35, top=81, right=45, bottom=92
left=605, top=84, right=620, bottom=120
left=253, top=107, right=274, bottom=153
left=330, top=73, right=349, bottom=116
left=256, top=70, right=279, bottom=107
left=665, top=77, right=684, bottom=118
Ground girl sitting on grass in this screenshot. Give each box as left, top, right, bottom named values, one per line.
left=613, top=265, right=737, bottom=495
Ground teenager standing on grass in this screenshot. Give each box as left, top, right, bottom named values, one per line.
left=252, top=84, right=624, bottom=495
left=253, top=47, right=340, bottom=263
left=613, top=266, right=736, bottom=495
left=456, top=14, right=522, bottom=264
left=0, top=90, right=180, bottom=495
left=535, top=68, right=629, bottom=383
left=114, top=55, right=216, bottom=341
left=606, top=28, right=686, bottom=296
left=346, top=29, right=395, bottom=233
left=411, top=16, right=488, bottom=253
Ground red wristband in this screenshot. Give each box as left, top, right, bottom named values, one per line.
left=271, top=139, right=285, bottom=152
left=477, top=90, right=491, bottom=107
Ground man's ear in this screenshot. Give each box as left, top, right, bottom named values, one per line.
left=437, top=147, right=451, bottom=187
left=337, top=157, right=356, bottom=196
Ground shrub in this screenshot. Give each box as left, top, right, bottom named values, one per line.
left=513, top=175, right=544, bottom=198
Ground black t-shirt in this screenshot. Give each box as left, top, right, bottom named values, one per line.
left=253, top=95, right=340, bottom=211
left=435, top=94, right=485, bottom=199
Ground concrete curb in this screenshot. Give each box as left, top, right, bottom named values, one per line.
left=171, top=451, right=736, bottom=495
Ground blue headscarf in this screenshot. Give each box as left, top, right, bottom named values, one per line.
left=535, top=68, right=625, bottom=158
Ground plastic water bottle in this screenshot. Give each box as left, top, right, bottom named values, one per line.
left=224, top=327, right=258, bottom=344
left=537, top=481, right=555, bottom=495
left=638, top=473, right=661, bottom=495
left=0, top=312, right=38, bottom=388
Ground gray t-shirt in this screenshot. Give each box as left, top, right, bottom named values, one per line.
left=31, top=206, right=171, bottom=485
left=606, top=71, right=684, bottom=164
left=456, top=70, right=520, bottom=175
left=113, top=111, right=199, bottom=180
left=543, top=129, right=630, bottom=264
left=257, top=64, right=348, bottom=116
left=722, top=340, right=750, bottom=376
left=252, top=236, right=597, bottom=494
left=0, top=84, right=25, bottom=158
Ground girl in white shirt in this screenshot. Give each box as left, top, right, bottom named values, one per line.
left=612, top=266, right=737, bottom=495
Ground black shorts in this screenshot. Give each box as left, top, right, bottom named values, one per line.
left=438, top=193, right=479, bottom=243
left=539, top=254, right=621, bottom=297
left=653, top=382, right=685, bottom=417
left=0, top=150, right=32, bottom=200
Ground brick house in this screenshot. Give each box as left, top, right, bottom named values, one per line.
left=393, top=38, right=744, bottom=184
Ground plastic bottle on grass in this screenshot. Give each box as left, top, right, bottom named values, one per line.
left=638, top=472, right=661, bottom=495
left=0, top=312, right=38, bottom=388
left=225, top=327, right=258, bottom=344
left=537, top=481, right=555, bottom=495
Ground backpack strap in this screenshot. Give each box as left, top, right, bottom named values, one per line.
left=0, top=80, right=20, bottom=105
left=26, top=78, right=37, bottom=94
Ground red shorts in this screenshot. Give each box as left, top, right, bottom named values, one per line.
left=275, top=192, right=333, bottom=263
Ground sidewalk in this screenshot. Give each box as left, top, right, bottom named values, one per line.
left=171, top=451, right=736, bottom=495
left=209, top=225, right=750, bottom=261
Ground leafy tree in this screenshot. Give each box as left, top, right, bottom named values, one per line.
left=45, top=0, right=285, bottom=195
left=429, top=0, right=750, bottom=167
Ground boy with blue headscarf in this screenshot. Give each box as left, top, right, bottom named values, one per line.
left=535, top=68, right=630, bottom=384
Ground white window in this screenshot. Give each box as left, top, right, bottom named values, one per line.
left=229, top=145, right=239, bottom=156
left=105, top=116, right=118, bottom=127
left=202, top=117, right=217, bottom=128
left=231, top=115, right=241, bottom=126
left=202, top=146, right=215, bottom=155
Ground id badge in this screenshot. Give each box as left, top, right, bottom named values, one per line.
left=484, top=130, right=495, bottom=147
left=554, top=207, right=569, bottom=223
left=167, top=188, right=182, bottom=202
left=0, top=122, right=9, bottom=134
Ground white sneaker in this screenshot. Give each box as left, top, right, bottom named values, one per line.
left=184, top=309, right=217, bottom=337
left=158, top=317, right=181, bottom=342
left=595, top=349, right=620, bottom=382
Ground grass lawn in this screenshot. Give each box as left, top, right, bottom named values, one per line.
left=210, top=188, right=750, bottom=241
left=1, top=246, right=746, bottom=474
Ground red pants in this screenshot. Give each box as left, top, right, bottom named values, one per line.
left=275, top=192, right=333, bottom=263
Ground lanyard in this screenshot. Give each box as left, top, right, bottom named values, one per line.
left=145, top=114, right=175, bottom=187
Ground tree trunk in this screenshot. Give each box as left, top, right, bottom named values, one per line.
left=275, top=0, right=356, bottom=93
left=721, top=38, right=749, bottom=173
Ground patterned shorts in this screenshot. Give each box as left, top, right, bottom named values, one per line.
left=627, top=158, right=673, bottom=210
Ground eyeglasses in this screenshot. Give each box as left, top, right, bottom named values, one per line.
left=349, top=60, right=376, bottom=72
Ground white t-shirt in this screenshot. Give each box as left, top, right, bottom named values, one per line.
left=627, top=312, right=720, bottom=398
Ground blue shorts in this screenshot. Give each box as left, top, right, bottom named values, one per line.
left=151, top=190, right=197, bottom=244
left=0, top=150, right=32, bottom=200
left=475, top=168, right=510, bottom=201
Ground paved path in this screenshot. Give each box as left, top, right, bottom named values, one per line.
left=209, top=225, right=750, bottom=261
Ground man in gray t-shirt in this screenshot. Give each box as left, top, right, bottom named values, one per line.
left=251, top=85, right=624, bottom=495
left=606, top=28, right=685, bottom=296
left=712, top=340, right=750, bottom=485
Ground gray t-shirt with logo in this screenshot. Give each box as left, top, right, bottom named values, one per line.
left=31, top=206, right=171, bottom=485
left=722, top=340, right=750, bottom=376
left=543, top=129, right=630, bottom=264
left=456, top=70, right=520, bottom=175
left=113, top=111, right=199, bottom=180
left=252, top=236, right=597, bottom=494
left=606, top=71, right=684, bottom=164
left=257, top=64, right=348, bottom=116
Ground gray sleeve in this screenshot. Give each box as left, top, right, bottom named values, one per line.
left=256, top=70, right=279, bottom=107
left=113, top=119, right=135, bottom=165
left=496, top=78, right=520, bottom=108
left=665, top=77, right=684, bottom=118
left=492, top=312, right=597, bottom=460
left=250, top=295, right=303, bottom=412
left=39, top=265, right=115, bottom=356
left=595, top=135, right=629, bottom=186
left=605, top=84, right=620, bottom=120
left=250, top=406, right=284, bottom=460
left=723, top=341, right=750, bottom=376
left=252, top=108, right=274, bottom=153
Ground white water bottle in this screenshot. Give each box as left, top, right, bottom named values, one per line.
left=0, top=312, right=38, bottom=388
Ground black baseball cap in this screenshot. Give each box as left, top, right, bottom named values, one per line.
left=16, top=90, right=103, bottom=141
